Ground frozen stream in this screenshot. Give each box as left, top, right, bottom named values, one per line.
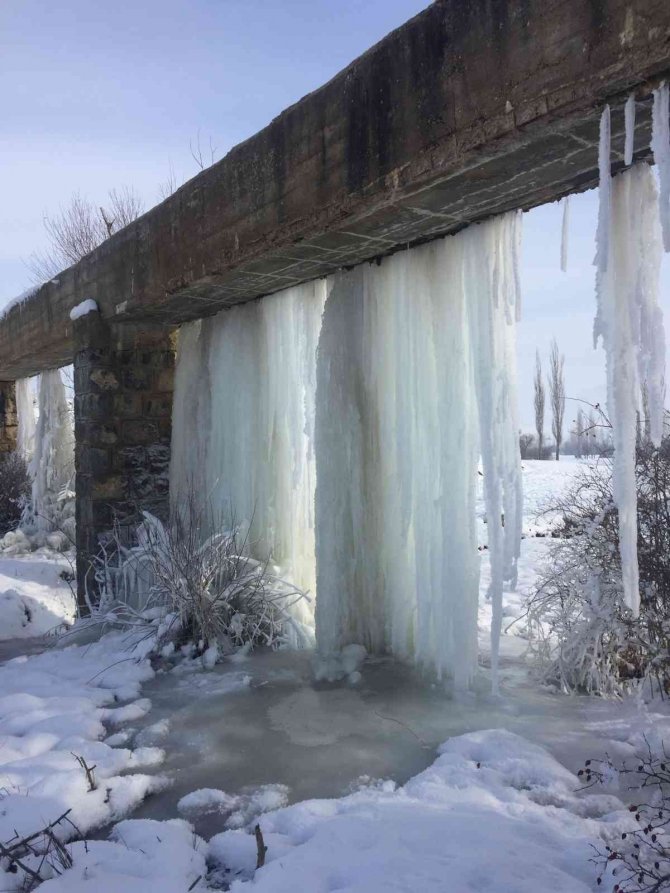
left=125, top=642, right=651, bottom=838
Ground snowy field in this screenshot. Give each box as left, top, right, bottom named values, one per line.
left=0, top=458, right=667, bottom=892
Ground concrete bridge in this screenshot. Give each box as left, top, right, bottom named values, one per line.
left=0, top=0, right=669, bottom=601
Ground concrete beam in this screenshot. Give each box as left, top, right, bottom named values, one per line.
left=1, top=0, right=669, bottom=379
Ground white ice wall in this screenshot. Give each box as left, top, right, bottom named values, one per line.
left=171, top=213, right=522, bottom=687
left=31, top=369, right=75, bottom=532
left=16, top=378, right=36, bottom=463
left=314, top=214, right=522, bottom=689
left=170, top=280, right=327, bottom=631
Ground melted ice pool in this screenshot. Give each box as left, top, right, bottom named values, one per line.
left=123, top=647, right=632, bottom=838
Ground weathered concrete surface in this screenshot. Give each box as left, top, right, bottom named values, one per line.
left=0, top=382, right=17, bottom=455
left=1, top=0, right=670, bottom=379
left=73, top=314, right=174, bottom=606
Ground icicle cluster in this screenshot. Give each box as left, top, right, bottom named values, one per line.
left=560, top=196, right=570, bottom=273
left=30, top=369, right=75, bottom=533
left=594, top=104, right=666, bottom=617
left=15, top=378, right=36, bottom=463
left=172, top=215, right=523, bottom=689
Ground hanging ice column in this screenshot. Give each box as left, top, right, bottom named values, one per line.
left=31, top=369, right=75, bottom=533
left=314, top=213, right=523, bottom=689
left=594, top=104, right=666, bottom=617
left=465, top=212, right=524, bottom=693
left=16, top=378, right=36, bottom=463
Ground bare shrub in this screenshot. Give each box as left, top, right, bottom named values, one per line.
left=0, top=452, right=31, bottom=535
left=0, top=808, right=79, bottom=891
left=580, top=744, right=670, bottom=891
left=525, top=435, right=670, bottom=696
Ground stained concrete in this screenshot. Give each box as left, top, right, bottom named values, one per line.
left=72, top=313, right=174, bottom=606
left=0, top=382, right=17, bottom=455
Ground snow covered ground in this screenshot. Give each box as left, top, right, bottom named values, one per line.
left=0, top=551, right=75, bottom=641
left=0, top=458, right=665, bottom=891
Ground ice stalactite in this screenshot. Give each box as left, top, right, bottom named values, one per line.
left=594, top=152, right=666, bottom=617
left=624, top=93, right=636, bottom=167
left=170, top=280, right=326, bottom=636
left=31, top=369, right=75, bottom=533
left=15, top=378, right=36, bottom=463
left=314, top=213, right=522, bottom=691
left=652, top=82, right=670, bottom=252
left=464, top=212, right=523, bottom=694
left=594, top=106, right=612, bottom=351
left=560, top=195, right=570, bottom=273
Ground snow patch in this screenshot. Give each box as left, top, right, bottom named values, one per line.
left=69, top=299, right=99, bottom=321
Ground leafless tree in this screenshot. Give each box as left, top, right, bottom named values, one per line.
left=548, top=338, right=566, bottom=461
left=158, top=160, right=179, bottom=201
left=27, top=187, right=144, bottom=283
left=575, top=407, right=585, bottom=458
left=533, top=350, right=545, bottom=460
left=189, top=129, right=218, bottom=171
left=519, top=432, right=535, bottom=460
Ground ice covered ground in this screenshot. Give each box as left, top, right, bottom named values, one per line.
left=0, top=458, right=666, bottom=891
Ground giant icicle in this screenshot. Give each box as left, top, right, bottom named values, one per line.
left=464, top=212, right=523, bottom=694
left=15, top=378, right=36, bottom=463
left=594, top=115, right=666, bottom=616
left=31, top=369, right=75, bottom=532
left=170, top=280, right=326, bottom=636
left=652, top=82, right=670, bottom=252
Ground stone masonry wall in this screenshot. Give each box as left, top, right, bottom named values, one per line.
left=73, top=312, right=175, bottom=607
left=0, top=381, right=17, bottom=455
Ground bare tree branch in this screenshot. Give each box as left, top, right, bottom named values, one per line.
left=26, top=188, right=144, bottom=284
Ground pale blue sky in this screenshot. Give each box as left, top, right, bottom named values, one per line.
left=1, top=0, right=668, bottom=430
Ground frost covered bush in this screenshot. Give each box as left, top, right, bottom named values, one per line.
left=90, top=502, right=308, bottom=659
left=526, top=437, right=670, bottom=696
left=0, top=451, right=30, bottom=535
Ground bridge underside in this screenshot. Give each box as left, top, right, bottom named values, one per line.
left=0, top=0, right=669, bottom=380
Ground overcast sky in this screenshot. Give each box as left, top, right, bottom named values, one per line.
left=1, top=0, right=668, bottom=432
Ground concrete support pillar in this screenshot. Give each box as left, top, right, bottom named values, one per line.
left=0, top=381, right=18, bottom=455
left=73, top=312, right=175, bottom=610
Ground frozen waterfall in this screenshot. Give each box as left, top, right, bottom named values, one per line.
left=171, top=213, right=522, bottom=690
left=170, top=280, right=327, bottom=633
left=31, top=369, right=75, bottom=533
